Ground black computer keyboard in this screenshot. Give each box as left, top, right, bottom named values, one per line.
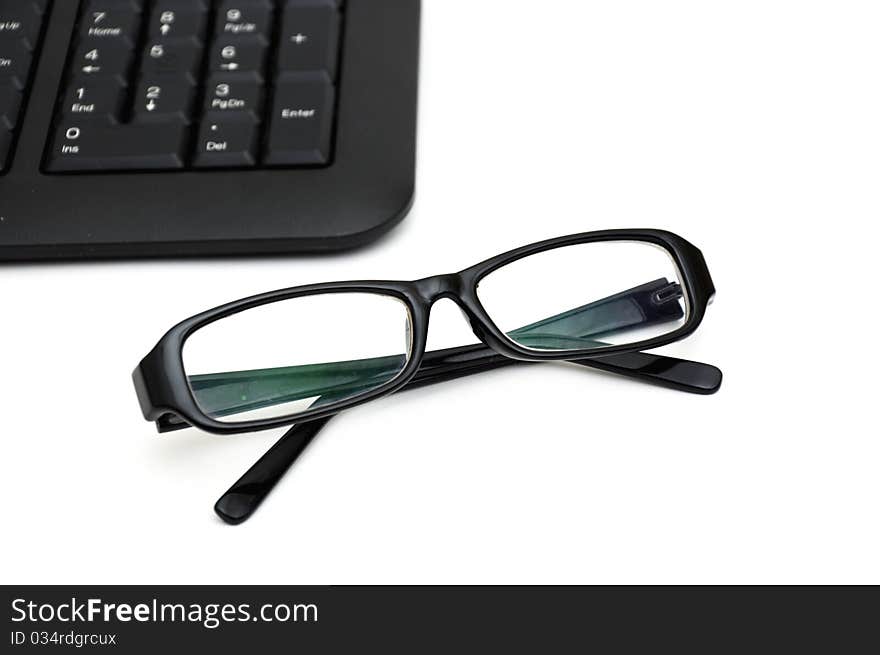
left=0, top=0, right=420, bottom=260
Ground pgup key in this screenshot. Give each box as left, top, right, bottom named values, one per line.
left=0, top=1, right=45, bottom=50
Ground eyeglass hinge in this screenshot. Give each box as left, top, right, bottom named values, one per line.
left=652, top=282, right=683, bottom=305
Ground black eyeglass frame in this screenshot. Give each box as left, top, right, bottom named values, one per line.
left=134, top=228, right=715, bottom=436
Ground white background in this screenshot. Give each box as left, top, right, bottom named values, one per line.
left=1, top=0, right=877, bottom=584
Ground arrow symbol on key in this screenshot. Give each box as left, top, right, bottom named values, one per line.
left=82, top=65, right=101, bottom=73
left=146, top=99, right=156, bottom=111
left=160, top=24, right=171, bottom=36
left=220, top=62, right=239, bottom=70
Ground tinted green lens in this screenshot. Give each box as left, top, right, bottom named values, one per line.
left=477, top=241, right=688, bottom=351
left=183, top=293, right=412, bottom=423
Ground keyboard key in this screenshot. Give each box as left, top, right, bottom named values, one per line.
left=0, top=2, right=44, bottom=51
left=193, top=115, right=259, bottom=168
left=148, top=3, right=209, bottom=41
left=0, top=83, right=21, bottom=130
left=46, top=119, right=189, bottom=171
left=264, top=73, right=335, bottom=166
left=141, top=38, right=203, bottom=79
left=215, top=1, right=274, bottom=38
left=204, top=73, right=263, bottom=118
left=133, top=75, right=196, bottom=122
left=61, top=77, right=127, bottom=122
left=278, top=0, right=341, bottom=77
left=210, top=37, right=268, bottom=73
left=0, top=39, right=32, bottom=88
left=73, top=40, right=134, bottom=76
left=78, top=4, right=141, bottom=47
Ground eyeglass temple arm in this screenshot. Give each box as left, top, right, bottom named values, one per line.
left=214, top=346, right=722, bottom=523
left=187, top=278, right=686, bottom=423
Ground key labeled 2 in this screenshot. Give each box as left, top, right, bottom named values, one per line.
left=133, top=76, right=196, bottom=122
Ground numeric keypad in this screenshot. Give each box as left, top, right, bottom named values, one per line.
left=46, top=0, right=344, bottom=172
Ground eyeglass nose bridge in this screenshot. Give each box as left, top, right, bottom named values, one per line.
left=412, top=272, right=464, bottom=302
left=412, top=272, right=500, bottom=350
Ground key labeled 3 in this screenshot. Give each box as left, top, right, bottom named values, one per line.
left=204, top=73, right=263, bottom=118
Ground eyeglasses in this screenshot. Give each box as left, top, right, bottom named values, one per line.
left=134, top=229, right=721, bottom=522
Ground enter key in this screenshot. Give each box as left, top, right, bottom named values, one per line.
left=264, top=72, right=335, bottom=166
